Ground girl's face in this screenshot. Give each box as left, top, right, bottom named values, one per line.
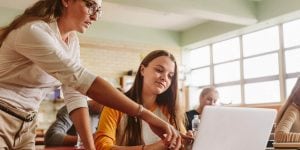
left=141, top=56, right=175, bottom=95
left=62, top=0, right=102, bottom=33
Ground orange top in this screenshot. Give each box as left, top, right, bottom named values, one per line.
left=94, top=107, right=123, bottom=150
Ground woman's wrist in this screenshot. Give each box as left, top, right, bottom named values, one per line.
left=136, top=105, right=148, bottom=120
left=136, top=104, right=144, bottom=117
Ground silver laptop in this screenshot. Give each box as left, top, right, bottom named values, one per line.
left=192, top=106, right=277, bottom=150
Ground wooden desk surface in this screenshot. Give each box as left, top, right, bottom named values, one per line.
left=36, top=145, right=83, bottom=150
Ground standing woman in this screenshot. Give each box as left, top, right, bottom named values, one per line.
left=95, top=50, right=189, bottom=150
left=0, top=0, right=179, bottom=149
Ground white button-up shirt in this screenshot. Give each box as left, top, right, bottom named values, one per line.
left=0, top=20, right=96, bottom=112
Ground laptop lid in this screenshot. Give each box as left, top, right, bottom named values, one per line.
left=192, top=106, right=277, bottom=150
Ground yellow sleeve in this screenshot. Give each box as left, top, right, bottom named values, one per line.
left=275, top=104, right=300, bottom=142
left=94, top=106, right=123, bottom=150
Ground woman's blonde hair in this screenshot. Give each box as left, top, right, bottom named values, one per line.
left=0, top=0, right=64, bottom=46
left=200, top=86, right=219, bottom=98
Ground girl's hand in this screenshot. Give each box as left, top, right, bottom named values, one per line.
left=180, top=131, right=194, bottom=150
left=163, top=133, right=182, bottom=150
left=140, top=109, right=181, bottom=148
left=145, top=140, right=167, bottom=150
left=182, top=130, right=194, bottom=144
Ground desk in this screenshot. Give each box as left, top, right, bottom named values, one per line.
left=266, top=148, right=300, bottom=150
left=35, top=129, right=45, bottom=145
left=35, top=137, right=45, bottom=145
left=36, top=145, right=83, bottom=150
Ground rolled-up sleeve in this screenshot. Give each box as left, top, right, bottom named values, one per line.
left=62, top=85, right=88, bottom=113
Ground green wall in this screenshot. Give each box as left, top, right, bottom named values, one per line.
left=181, top=0, right=300, bottom=49
left=180, top=21, right=244, bottom=49
left=84, top=21, right=180, bottom=47
left=0, top=6, right=180, bottom=48
left=2, top=0, right=300, bottom=50
left=0, top=7, right=22, bottom=26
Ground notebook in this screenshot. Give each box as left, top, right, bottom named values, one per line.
left=192, top=106, right=277, bottom=150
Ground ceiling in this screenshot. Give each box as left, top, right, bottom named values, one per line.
left=0, top=0, right=260, bottom=31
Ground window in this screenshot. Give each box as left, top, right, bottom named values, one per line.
left=188, top=68, right=210, bottom=86
left=217, top=85, right=241, bottom=105
left=285, top=48, right=300, bottom=74
left=214, top=61, right=240, bottom=84
left=283, top=19, right=300, bottom=99
left=213, top=38, right=240, bottom=63
left=244, top=53, right=279, bottom=79
left=283, top=19, right=300, bottom=48
left=244, top=80, right=280, bottom=104
left=243, top=26, right=279, bottom=57
left=187, top=87, right=201, bottom=109
left=286, top=78, right=298, bottom=97
left=189, top=46, right=210, bottom=69
left=185, top=18, right=300, bottom=105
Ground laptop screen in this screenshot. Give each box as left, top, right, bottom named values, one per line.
left=192, top=106, right=276, bottom=150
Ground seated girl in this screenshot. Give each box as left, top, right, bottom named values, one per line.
left=94, top=50, right=191, bottom=150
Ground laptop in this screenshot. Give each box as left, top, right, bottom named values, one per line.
left=192, top=106, right=277, bottom=150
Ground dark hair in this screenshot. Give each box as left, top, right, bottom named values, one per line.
left=0, top=0, right=64, bottom=46
left=121, top=50, right=180, bottom=145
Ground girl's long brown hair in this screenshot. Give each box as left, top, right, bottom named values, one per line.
left=0, top=0, right=63, bottom=46
left=121, top=50, right=184, bottom=146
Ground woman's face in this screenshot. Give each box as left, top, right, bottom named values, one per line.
left=62, top=0, right=102, bottom=33
left=141, top=56, right=175, bottom=95
left=200, top=91, right=218, bottom=107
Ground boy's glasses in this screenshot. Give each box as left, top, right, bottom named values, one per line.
left=82, top=0, right=102, bottom=17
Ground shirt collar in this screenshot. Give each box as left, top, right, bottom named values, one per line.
left=49, top=21, right=76, bottom=43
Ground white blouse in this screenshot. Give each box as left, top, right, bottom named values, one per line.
left=142, top=108, right=168, bottom=144
left=0, top=20, right=96, bottom=112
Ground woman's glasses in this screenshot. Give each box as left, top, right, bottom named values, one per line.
left=82, top=0, right=102, bottom=17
